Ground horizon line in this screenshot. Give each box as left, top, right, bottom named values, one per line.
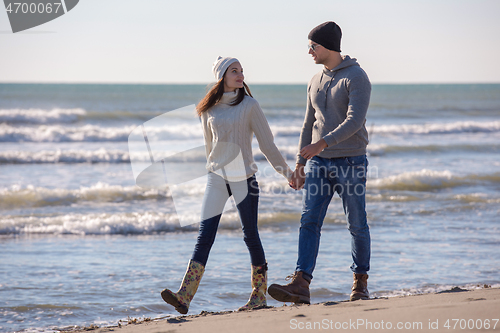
left=1, top=81, right=500, bottom=85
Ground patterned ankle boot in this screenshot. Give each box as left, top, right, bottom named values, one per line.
left=161, top=260, right=205, bottom=314
left=238, top=263, right=268, bottom=310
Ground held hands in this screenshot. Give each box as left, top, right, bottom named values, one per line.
left=289, top=139, right=327, bottom=190
left=288, top=140, right=327, bottom=190
left=300, top=139, right=328, bottom=160
left=289, top=163, right=305, bottom=190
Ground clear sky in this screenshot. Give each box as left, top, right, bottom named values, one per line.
left=1, top=0, right=499, bottom=84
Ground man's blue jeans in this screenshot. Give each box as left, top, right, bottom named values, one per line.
left=296, top=155, right=370, bottom=279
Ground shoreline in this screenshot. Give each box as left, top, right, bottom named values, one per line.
left=71, top=287, right=500, bottom=333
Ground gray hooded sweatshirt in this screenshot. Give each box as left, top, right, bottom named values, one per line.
left=297, top=55, right=371, bottom=165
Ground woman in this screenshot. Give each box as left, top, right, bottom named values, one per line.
left=161, top=56, right=293, bottom=313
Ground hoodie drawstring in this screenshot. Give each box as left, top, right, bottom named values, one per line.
left=317, top=71, right=336, bottom=111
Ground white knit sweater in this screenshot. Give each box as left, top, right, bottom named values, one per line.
left=200, top=91, right=293, bottom=182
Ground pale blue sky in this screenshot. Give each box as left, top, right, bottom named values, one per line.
left=1, top=0, right=499, bottom=83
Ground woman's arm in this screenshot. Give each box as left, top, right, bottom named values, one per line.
left=250, top=101, right=293, bottom=181
left=200, top=112, right=213, bottom=159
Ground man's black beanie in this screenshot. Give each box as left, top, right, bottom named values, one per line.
left=308, top=21, right=342, bottom=52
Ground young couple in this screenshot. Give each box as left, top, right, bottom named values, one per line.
left=161, top=21, right=372, bottom=314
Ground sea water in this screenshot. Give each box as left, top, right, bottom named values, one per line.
left=0, top=83, right=499, bottom=332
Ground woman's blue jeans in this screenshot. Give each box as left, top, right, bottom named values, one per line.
left=296, top=155, right=371, bottom=279
left=191, top=172, right=265, bottom=266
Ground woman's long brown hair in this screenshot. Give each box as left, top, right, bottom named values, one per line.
left=196, top=75, right=253, bottom=117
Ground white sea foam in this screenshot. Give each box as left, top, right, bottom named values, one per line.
left=270, top=121, right=500, bottom=137
left=0, top=212, right=186, bottom=235
left=0, top=108, right=86, bottom=124
left=0, top=210, right=328, bottom=235
left=0, top=124, right=133, bottom=142
left=0, top=179, right=295, bottom=211
left=0, top=123, right=203, bottom=142
left=0, top=148, right=131, bottom=164
left=269, top=125, right=302, bottom=137
left=258, top=143, right=500, bottom=160
left=369, top=169, right=459, bottom=191
left=0, top=147, right=293, bottom=164
left=253, top=145, right=298, bottom=161
left=366, top=143, right=500, bottom=156
left=372, top=283, right=500, bottom=299
left=0, top=182, right=169, bottom=209
left=0, top=210, right=298, bottom=235
left=2, top=121, right=497, bottom=143
left=0, top=148, right=210, bottom=164
left=2, top=171, right=498, bottom=211
left=259, top=168, right=500, bottom=193
left=368, top=169, right=500, bottom=191
left=454, top=193, right=500, bottom=204
left=372, top=120, right=500, bottom=135
left=1, top=143, right=497, bottom=164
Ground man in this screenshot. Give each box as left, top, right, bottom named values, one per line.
left=268, top=21, right=371, bottom=303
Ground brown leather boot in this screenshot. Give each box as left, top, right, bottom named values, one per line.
left=268, top=271, right=310, bottom=304
left=350, top=273, right=369, bottom=301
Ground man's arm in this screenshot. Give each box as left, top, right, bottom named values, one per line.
left=296, top=85, right=316, bottom=166
left=292, top=85, right=316, bottom=190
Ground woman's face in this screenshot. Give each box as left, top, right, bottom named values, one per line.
left=223, top=62, right=244, bottom=92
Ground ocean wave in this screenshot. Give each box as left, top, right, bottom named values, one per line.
left=2, top=143, right=498, bottom=164
left=0, top=212, right=186, bottom=235
left=0, top=124, right=133, bottom=142
left=0, top=147, right=296, bottom=164
left=269, top=125, right=302, bottom=137
left=369, top=170, right=458, bottom=191
left=0, top=108, right=196, bottom=124
left=253, top=146, right=298, bottom=161
left=0, top=148, right=212, bottom=164
left=2, top=171, right=499, bottom=211
left=0, top=108, right=86, bottom=124
left=1, top=143, right=498, bottom=164
left=275, top=121, right=500, bottom=139
left=372, top=121, right=500, bottom=135
left=368, top=143, right=500, bottom=156
left=0, top=123, right=204, bottom=142
left=0, top=210, right=339, bottom=235
left=372, top=283, right=500, bottom=299
left=0, top=183, right=168, bottom=209
left=0, top=180, right=295, bottom=209
left=454, top=193, right=500, bottom=204
left=2, top=120, right=497, bottom=143
left=368, top=169, right=500, bottom=191
left=0, top=179, right=293, bottom=211
left=0, top=148, right=131, bottom=164
left=367, top=193, right=424, bottom=202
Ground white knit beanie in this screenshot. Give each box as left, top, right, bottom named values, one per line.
left=212, top=56, right=239, bottom=82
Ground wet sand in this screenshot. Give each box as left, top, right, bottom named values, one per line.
left=77, top=287, right=500, bottom=333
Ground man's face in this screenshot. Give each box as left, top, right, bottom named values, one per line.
left=308, top=40, right=327, bottom=65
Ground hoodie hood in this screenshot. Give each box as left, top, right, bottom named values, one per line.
left=322, top=55, right=360, bottom=77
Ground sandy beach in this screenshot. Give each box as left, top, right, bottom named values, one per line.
left=75, top=287, right=500, bottom=333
